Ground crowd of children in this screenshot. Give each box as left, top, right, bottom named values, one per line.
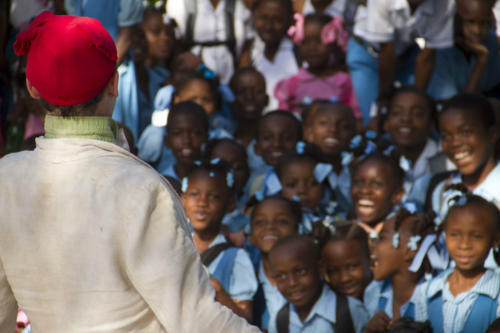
left=2, top=0, right=500, bottom=332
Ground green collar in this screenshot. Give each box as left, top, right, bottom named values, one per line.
left=44, top=115, right=117, bottom=143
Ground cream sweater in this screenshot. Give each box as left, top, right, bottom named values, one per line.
left=0, top=136, right=259, bottom=332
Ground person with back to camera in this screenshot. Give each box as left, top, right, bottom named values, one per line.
left=0, top=11, right=261, bottom=332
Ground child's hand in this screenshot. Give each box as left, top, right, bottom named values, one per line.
left=210, top=277, right=224, bottom=293
left=365, top=311, right=391, bottom=333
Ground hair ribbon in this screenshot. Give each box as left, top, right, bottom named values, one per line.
left=288, top=13, right=305, bottom=45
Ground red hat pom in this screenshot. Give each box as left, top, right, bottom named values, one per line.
left=13, top=11, right=54, bottom=56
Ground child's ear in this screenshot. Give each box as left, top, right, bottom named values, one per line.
left=319, top=259, right=330, bottom=283
left=390, top=186, right=405, bottom=206
left=226, top=194, right=237, bottom=213
left=26, top=79, right=41, bottom=100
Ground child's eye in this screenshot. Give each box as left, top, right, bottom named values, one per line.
left=348, top=264, right=360, bottom=271
left=209, top=194, right=220, bottom=200
left=253, top=219, right=264, bottom=226
left=472, top=233, right=484, bottom=239
left=296, top=268, right=308, bottom=275
left=274, top=273, right=286, bottom=281
left=285, top=181, right=297, bottom=188
left=278, top=218, right=291, bottom=226
left=308, top=178, right=319, bottom=187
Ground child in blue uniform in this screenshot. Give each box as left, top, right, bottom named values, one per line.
left=268, top=235, right=369, bottom=332
left=315, top=220, right=372, bottom=301
left=364, top=204, right=436, bottom=332
left=413, top=190, right=500, bottom=333
left=181, top=160, right=258, bottom=322
left=249, top=196, right=302, bottom=330
left=157, top=101, right=209, bottom=180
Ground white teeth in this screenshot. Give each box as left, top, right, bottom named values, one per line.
left=181, top=148, right=192, bottom=156
left=399, top=127, right=411, bottom=134
left=324, top=137, right=339, bottom=145
left=271, top=152, right=283, bottom=158
left=262, top=235, right=278, bottom=241
left=454, top=151, right=470, bottom=161
left=358, top=199, right=375, bottom=207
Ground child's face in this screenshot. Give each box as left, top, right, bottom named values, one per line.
left=457, top=0, right=492, bottom=44
left=305, top=106, right=355, bottom=158
left=280, top=159, right=322, bottom=210
left=445, top=203, right=499, bottom=274
left=174, top=79, right=216, bottom=116
left=232, top=71, right=268, bottom=120
left=211, top=142, right=249, bottom=194
left=166, top=113, right=207, bottom=166
left=143, top=12, right=175, bottom=61
left=351, top=160, right=403, bottom=225
left=250, top=198, right=297, bottom=253
left=321, top=240, right=370, bottom=299
left=270, top=241, right=322, bottom=313
left=439, top=108, right=496, bottom=177
left=299, top=21, right=330, bottom=70
left=256, top=115, right=300, bottom=166
left=253, top=0, right=289, bottom=47
left=370, top=216, right=413, bottom=281
left=385, top=92, right=433, bottom=150
left=182, top=171, right=234, bottom=234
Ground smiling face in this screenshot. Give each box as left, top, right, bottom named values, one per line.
left=385, top=91, right=433, bottom=150
left=253, top=0, right=290, bottom=47
left=250, top=198, right=298, bottom=253
left=351, top=159, right=403, bottom=225
left=143, top=12, right=175, bottom=61
left=321, top=240, right=370, bottom=299
left=279, top=158, right=323, bottom=210
left=439, top=107, right=496, bottom=180
left=174, top=79, right=216, bottom=116
left=256, top=114, right=300, bottom=166
left=181, top=170, right=234, bottom=235
left=305, top=104, right=356, bottom=158
left=270, top=238, right=322, bottom=317
left=445, top=202, right=499, bottom=274
left=166, top=112, right=207, bottom=167
left=232, top=70, right=268, bottom=120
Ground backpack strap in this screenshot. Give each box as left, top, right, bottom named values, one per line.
left=276, top=303, right=290, bottom=333
left=462, top=294, right=498, bottom=333
left=211, top=247, right=239, bottom=292
left=427, top=290, right=444, bottom=333
left=424, top=171, right=454, bottom=213
left=332, top=291, right=355, bottom=333
left=201, top=242, right=234, bottom=267
left=252, top=281, right=267, bottom=328
left=224, top=0, right=237, bottom=64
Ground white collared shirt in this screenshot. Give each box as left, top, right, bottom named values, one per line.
left=269, top=285, right=369, bottom=333
left=354, top=0, right=455, bottom=55
left=413, top=268, right=500, bottom=333
left=302, top=0, right=346, bottom=18
left=167, top=0, right=253, bottom=83
left=251, top=37, right=299, bottom=111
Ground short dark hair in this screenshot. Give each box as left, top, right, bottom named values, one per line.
left=439, top=93, right=496, bottom=131
left=167, top=101, right=209, bottom=134
left=256, top=110, right=302, bottom=141
left=39, top=88, right=106, bottom=117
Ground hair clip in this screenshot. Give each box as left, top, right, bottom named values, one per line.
left=436, top=103, right=443, bottom=112
left=209, top=171, right=215, bottom=177
left=364, top=141, right=377, bottom=155
left=197, top=64, right=216, bottom=80
left=314, top=163, right=333, bottom=183
left=349, top=135, right=362, bottom=149
left=194, top=160, right=202, bottom=166
left=255, top=190, right=264, bottom=202
left=403, top=201, right=418, bottom=214
left=408, top=234, right=437, bottom=272
left=495, top=247, right=499, bottom=253
left=181, top=177, right=189, bottom=193
left=380, top=106, right=388, bottom=115
left=392, top=232, right=400, bottom=248
left=399, top=157, right=411, bottom=173
left=341, top=151, right=353, bottom=166
left=407, top=235, right=422, bottom=251
left=383, top=145, right=395, bottom=155
left=302, top=96, right=313, bottom=105
left=321, top=17, right=348, bottom=51
left=296, top=141, right=306, bottom=154
left=393, top=81, right=402, bottom=88
left=365, top=130, right=377, bottom=140
left=210, top=157, right=221, bottom=165
left=226, top=170, right=234, bottom=188
left=288, top=13, right=305, bottom=44
left=292, top=195, right=301, bottom=202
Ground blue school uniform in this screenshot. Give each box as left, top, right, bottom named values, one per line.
left=253, top=260, right=288, bottom=330
left=269, top=284, right=369, bottom=333
left=206, top=234, right=258, bottom=300
left=413, top=268, right=500, bottom=333
left=247, top=140, right=266, bottom=176
left=66, top=0, right=143, bottom=41
left=363, top=280, right=418, bottom=319
left=428, top=31, right=500, bottom=100
left=112, top=59, right=170, bottom=141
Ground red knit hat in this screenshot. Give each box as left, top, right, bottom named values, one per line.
left=14, top=11, right=117, bottom=106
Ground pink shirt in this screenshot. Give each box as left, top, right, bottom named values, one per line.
left=274, top=67, right=362, bottom=118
